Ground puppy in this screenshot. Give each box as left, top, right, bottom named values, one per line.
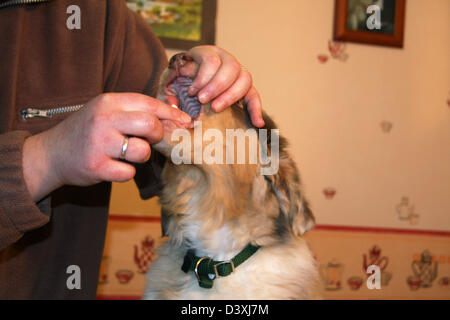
left=143, top=53, right=320, bottom=299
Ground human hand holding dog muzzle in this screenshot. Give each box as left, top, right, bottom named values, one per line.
left=22, top=93, right=191, bottom=202
left=21, top=46, right=264, bottom=203
left=169, top=46, right=264, bottom=128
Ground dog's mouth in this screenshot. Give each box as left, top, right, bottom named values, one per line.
left=163, top=75, right=202, bottom=121
left=153, top=53, right=204, bottom=156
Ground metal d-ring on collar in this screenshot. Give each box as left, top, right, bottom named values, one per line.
left=182, top=243, right=260, bottom=289
left=194, top=257, right=214, bottom=281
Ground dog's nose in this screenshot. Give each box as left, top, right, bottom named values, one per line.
left=168, top=53, right=193, bottom=69
left=168, top=54, right=180, bottom=69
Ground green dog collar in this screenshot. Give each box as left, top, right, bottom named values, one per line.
left=181, top=243, right=260, bottom=289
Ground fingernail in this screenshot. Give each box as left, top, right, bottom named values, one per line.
left=188, top=86, right=197, bottom=95
left=198, top=92, right=209, bottom=104
left=212, top=100, right=224, bottom=112
left=180, top=113, right=192, bottom=123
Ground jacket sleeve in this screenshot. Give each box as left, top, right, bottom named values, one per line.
left=103, top=0, right=168, bottom=200
left=0, top=131, right=50, bottom=250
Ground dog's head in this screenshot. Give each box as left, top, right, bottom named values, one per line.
left=154, top=53, right=315, bottom=248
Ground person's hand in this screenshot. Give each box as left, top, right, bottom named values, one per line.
left=22, top=93, right=191, bottom=201
left=176, top=45, right=264, bottom=128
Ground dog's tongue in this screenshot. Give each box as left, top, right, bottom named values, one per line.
left=169, top=77, right=202, bottom=120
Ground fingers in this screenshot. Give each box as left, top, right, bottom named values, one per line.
left=101, top=93, right=191, bottom=124
left=244, top=87, right=265, bottom=128
left=111, top=111, right=164, bottom=144
left=199, top=56, right=241, bottom=104
left=97, top=159, right=136, bottom=183
left=181, top=46, right=264, bottom=127
left=187, top=46, right=242, bottom=104
left=104, top=132, right=151, bottom=163
left=211, top=69, right=252, bottom=113
left=54, top=92, right=190, bottom=188
left=186, top=46, right=222, bottom=98
left=120, top=136, right=151, bottom=163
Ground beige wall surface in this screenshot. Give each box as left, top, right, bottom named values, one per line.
left=98, top=220, right=450, bottom=299
left=112, top=0, right=450, bottom=231
left=104, top=0, right=450, bottom=299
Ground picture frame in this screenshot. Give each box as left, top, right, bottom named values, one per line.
left=126, top=0, right=217, bottom=50
left=333, top=0, right=406, bottom=48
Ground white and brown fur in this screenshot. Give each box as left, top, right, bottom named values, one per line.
left=144, top=58, right=320, bottom=300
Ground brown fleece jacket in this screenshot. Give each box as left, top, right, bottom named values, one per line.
left=0, top=0, right=167, bottom=299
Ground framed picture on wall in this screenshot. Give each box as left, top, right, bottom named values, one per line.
left=125, top=0, right=217, bottom=50
left=333, top=0, right=406, bottom=48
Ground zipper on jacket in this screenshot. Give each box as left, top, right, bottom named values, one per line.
left=21, top=104, right=84, bottom=119
left=0, top=0, right=51, bottom=9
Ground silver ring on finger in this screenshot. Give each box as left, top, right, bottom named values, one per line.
left=120, top=136, right=129, bottom=159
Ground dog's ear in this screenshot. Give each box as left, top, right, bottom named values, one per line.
left=242, top=102, right=315, bottom=236
left=265, top=157, right=315, bottom=236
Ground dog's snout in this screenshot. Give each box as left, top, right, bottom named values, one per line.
left=168, top=54, right=180, bottom=69
left=168, top=53, right=193, bottom=69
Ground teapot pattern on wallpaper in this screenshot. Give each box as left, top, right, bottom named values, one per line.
left=96, top=218, right=450, bottom=299
left=97, top=9, right=450, bottom=297
left=134, top=235, right=157, bottom=274
left=317, top=40, right=349, bottom=64
left=396, top=197, right=420, bottom=226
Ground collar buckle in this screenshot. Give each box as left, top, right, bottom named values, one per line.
left=213, top=260, right=235, bottom=278
left=194, top=257, right=214, bottom=281
left=182, top=243, right=260, bottom=289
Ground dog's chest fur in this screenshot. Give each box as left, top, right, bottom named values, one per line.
left=143, top=236, right=320, bottom=300
left=148, top=64, right=321, bottom=299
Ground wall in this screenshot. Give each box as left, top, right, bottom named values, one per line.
left=99, top=0, right=450, bottom=299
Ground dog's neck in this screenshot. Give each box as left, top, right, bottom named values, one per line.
left=160, top=163, right=278, bottom=261
left=183, top=220, right=251, bottom=261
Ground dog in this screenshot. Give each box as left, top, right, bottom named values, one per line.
left=143, top=53, right=320, bottom=299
